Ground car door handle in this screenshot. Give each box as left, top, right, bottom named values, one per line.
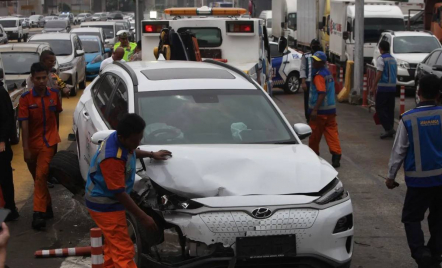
left=82, top=111, right=90, bottom=120
left=283, top=61, right=290, bottom=64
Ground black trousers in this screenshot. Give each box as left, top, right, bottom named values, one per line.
left=375, top=91, right=396, bottom=132
left=304, top=82, right=311, bottom=122
left=402, top=186, right=442, bottom=262
left=0, top=142, right=16, bottom=211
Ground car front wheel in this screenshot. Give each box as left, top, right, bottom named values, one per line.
left=284, top=72, right=300, bottom=94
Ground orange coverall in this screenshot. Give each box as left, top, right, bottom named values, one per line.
left=18, top=87, right=62, bottom=213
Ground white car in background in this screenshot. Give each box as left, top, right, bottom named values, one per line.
left=270, top=41, right=302, bottom=93
left=81, top=21, right=118, bottom=49
left=373, top=31, right=442, bottom=90
left=0, top=17, right=25, bottom=42
left=28, top=33, right=86, bottom=96
left=50, top=60, right=353, bottom=268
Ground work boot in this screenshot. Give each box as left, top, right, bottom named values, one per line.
left=417, top=248, right=433, bottom=268
left=431, top=256, right=442, bottom=268
left=5, top=208, right=20, bottom=222
left=332, top=154, right=341, bottom=168
left=380, top=129, right=396, bottom=139
left=44, top=206, right=54, bottom=220
left=32, top=212, right=46, bottom=230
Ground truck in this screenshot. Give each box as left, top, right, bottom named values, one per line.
left=329, top=0, right=405, bottom=66
left=271, top=0, right=288, bottom=40
left=297, top=0, right=327, bottom=52
left=287, top=0, right=298, bottom=48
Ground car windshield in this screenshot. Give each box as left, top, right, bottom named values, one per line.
left=364, top=18, right=405, bottom=43
left=177, top=28, right=222, bottom=47
left=78, top=14, right=86, bottom=17
left=30, top=40, right=72, bottom=56
left=394, top=36, right=441, bottom=53
left=29, top=15, right=40, bottom=20
left=73, top=32, right=100, bottom=39
left=0, top=52, right=39, bottom=74
left=266, top=18, right=272, bottom=28
left=59, top=14, right=68, bottom=18
left=79, top=37, right=100, bottom=53
left=137, top=90, right=296, bottom=145
left=93, top=13, right=101, bottom=16
left=288, top=13, right=296, bottom=31
left=0, top=20, right=16, bottom=27
left=45, top=20, right=66, bottom=28
left=95, top=25, right=114, bottom=39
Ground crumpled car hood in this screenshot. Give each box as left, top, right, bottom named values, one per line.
left=141, top=144, right=338, bottom=198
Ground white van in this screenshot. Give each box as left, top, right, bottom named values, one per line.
left=0, top=17, right=25, bottom=42
left=329, top=0, right=405, bottom=65
left=287, top=0, right=297, bottom=47
left=81, top=21, right=119, bottom=49
left=259, top=10, right=272, bottom=38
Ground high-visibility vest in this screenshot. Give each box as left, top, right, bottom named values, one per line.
left=377, top=53, right=397, bottom=92
left=114, top=42, right=137, bottom=61
left=402, top=105, right=442, bottom=187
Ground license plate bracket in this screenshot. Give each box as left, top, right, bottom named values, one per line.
left=236, top=235, right=296, bottom=259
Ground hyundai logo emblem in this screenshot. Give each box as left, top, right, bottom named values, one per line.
left=251, top=208, right=272, bottom=219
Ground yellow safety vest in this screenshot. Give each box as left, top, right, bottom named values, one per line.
left=113, top=42, right=137, bottom=61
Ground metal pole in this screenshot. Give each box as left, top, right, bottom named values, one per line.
left=135, top=0, right=139, bottom=41
left=352, top=0, right=364, bottom=104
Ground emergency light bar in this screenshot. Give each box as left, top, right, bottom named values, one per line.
left=164, top=7, right=247, bottom=16
left=142, top=21, right=170, bottom=34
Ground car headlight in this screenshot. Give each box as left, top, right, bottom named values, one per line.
left=315, top=178, right=345, bottom=205
left=399, top=60, right=410, bottom=69
left=90, top=55, right=103, bottom=64
left=59, top=62, right=74, bottom=72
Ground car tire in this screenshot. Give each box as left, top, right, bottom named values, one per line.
left=126, top=213, right=150, bottom=267
left=284, top=72, right=300, bottom=94
left=79, top=71, right=86, bottom=90
left=49, top=150, right=85, bottom=197
left=70, top=77, right=78, bottom=97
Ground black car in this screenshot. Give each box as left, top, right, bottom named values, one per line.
left=107, top=13, right=124, bottom=20
left=415, top=48, right=442, bottom=104
left=42, top=20, right=70, bottom=33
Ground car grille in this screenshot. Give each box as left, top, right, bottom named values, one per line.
left=199, top=209, right=319, bottom=246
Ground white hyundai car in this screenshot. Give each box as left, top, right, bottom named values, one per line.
left=50, top=60, right=353, bottom=268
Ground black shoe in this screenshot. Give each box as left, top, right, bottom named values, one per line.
left=332, top=154, right=341, bottom=168
left=431, top=256, right=442, bottom=268
left=5, top=208, right=19, bottom=222
left=380, top=129, right=396, bottom=139
left=32, top=212, right=46, bottom=230
left=44, top=206, right=54, bottom=220
left=417, top=249, right=433, bottom=268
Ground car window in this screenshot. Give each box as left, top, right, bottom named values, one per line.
left=0, top=52, right=39, bottom=74
left=427, top=51, right=441, bottom=66
left=137, top=89, right=296, bottom=145
left=0, top=20, right=17, bottom=28
left=270, top=43, right=282, bottom=58
left=29, top=39, right=72, bottom=56
left=177, top=27, right=222, bottom=47
left=107, top=81, right=128, bottom=129
left=393, top=36, right=440, bottom=54
left=436, top=53, right=442, bottom=66
left=93, top=74, right=118, bottom=120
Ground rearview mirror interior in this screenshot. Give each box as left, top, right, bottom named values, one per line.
left=294, top=123, right=312, bottom=140
left=91, top=130, right=115, bottom=145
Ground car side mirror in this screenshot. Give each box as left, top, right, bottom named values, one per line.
left=278, top=36, right=288, bottom=54
left=433, top=65, right=442, bottom=71
left=343, top=31, right=349, bottom=40
left=91, top=130, right=115, bottom=145
left=76, top=50, right=85, bottom=56
left=294, top=123, right=312, bottom=140
left=130, top=27, right=134, bottom=31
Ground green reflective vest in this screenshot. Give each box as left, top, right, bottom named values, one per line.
left=113, top=42, right=137, bottom=61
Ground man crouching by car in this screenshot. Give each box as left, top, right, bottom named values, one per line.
left=85, top=113, right=172, bottom=268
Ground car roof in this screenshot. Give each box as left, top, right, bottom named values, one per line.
left=82, top=21, right=116, bottom=26
left=104, top=61, right=257, bottom=92
left=29, top=33, right=72, bottom=40
left=72, top=27, right=102, bottom=32
left=0, top=42, right=51, bottom=52
left=0, top=17, right=19, bottom=21
left=386, top=31, right=435, bottom=37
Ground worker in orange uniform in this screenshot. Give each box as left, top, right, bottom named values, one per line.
left=85, top=113, right=172, bottom=268
left=18, top=62, right=63, bottom=230
left=308, top=51, right=342, bottom=168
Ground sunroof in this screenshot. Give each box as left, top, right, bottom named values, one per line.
left=141, top=68, right=235, bottom=80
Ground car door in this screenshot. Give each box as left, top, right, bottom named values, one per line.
left=421, top=51, right=440, bottom=76
left=270, top=43, right=285, bottom=86
left=74, top=35, right=86, bottom=82
left=80, top=74, right=119, bottom=178
left=432, top=52, right=442, bottom=78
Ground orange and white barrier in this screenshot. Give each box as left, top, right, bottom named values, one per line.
left=400, top=86, right=405, bottom=115
left=339, top=66, right=344, bottom=91
left=35, top=246, right=92, bottom=258
left=362, top=75, right=368, bottom=107
left=91, top=228, right=104, bottom=268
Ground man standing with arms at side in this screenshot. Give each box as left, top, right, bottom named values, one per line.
left=86, top=114, right=171, bottom=267
left=308, top=51, right=342, bottom=168
left=387, top=75, right=442, bottom=268
left=300, top=39, right=321, bottom=122
left=372, top=40, right=398, bottom=139
left=0, top=78, right=19, bottom=221
left=19, top=63, right=63, bottom=230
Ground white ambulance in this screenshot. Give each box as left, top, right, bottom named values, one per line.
left=141, top=7, right=273, bottom=92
